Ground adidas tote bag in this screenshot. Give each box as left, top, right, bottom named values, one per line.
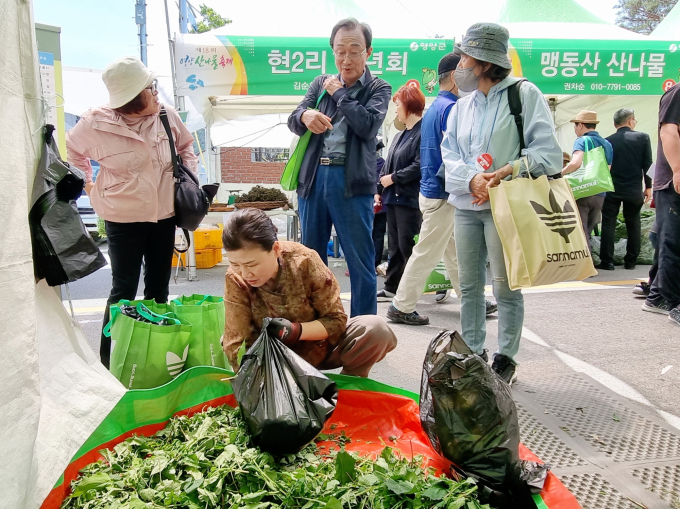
left=489, top=160, right=597, bottom=290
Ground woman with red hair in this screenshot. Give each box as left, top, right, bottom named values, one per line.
left=375, top=84, right=426, bottom=300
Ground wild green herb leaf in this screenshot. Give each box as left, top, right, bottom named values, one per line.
left=334, top=450, right=356, bottom=484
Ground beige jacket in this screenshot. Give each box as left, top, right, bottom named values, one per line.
left=66, top=104, right=198, bottom=223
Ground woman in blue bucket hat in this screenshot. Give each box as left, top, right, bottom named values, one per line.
left=442, top=23, right=562, bottom=384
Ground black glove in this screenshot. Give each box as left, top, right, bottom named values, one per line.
left=266, top=318, right=302, bottom=346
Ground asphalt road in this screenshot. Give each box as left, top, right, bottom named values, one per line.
left=65, top=245, right=680, bottom=429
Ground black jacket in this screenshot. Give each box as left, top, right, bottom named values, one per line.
left=377, top=120, right=422, bottom=210
left=605, top=127, right=653, bottom=197
left=287, top=69, right=392, bottom=198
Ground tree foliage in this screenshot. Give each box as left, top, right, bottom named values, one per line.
left=615, top=0, right=678, bottom=34
left=191, top=4, right=231, bottom=34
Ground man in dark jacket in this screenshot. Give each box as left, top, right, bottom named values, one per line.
left=600, top=109, right=653, bottom=270
left=288, top=18, right=391, bottom=317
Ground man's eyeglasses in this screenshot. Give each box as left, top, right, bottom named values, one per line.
left=333, top=49, right=367, bottom=61
left=146, top=80, right=158, bottom=94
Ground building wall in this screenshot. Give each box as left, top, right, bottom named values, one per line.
left=220, top=147, right=285, bottom=185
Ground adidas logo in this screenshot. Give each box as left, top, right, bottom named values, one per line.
left=167, top=345, right=189, bottom=377
left=530, top=189, right=577, bottom=243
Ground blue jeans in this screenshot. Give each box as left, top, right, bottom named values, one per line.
left=298, top=164, right=377, bottom=316
left=454, top=208, right=524, bottom=362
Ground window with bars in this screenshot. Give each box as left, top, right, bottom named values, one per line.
left=251, top=147, right=290, bottom=163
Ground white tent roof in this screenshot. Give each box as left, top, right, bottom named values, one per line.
left=650, top=1, right=680, bottom=39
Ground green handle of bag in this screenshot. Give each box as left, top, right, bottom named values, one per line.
left=103, top=304, right=123, bottom=338
left=171, top=298, right=183, bottom=306
left=280, top=90, right=327, bottom=191
left=136, top=302, right=181, bottom=325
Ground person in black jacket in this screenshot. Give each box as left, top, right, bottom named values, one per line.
left=287, top=18, right=391, bottom=317
left=600, top=108, right=653, bottom=270
left=375, top=85, right=425, bottom=300
left=373, top=141, right=387, bottom=268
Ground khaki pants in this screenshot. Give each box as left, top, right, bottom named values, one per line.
left=392, top=195, right=462, bottom=314
left=318, top=316, right=398, bottom=378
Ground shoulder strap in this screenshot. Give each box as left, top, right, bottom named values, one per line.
left=507, top=80, right=527, bottom=152
left=159, top=106, right=180, bottom=180
left=159, top=107, right=191, bottom=251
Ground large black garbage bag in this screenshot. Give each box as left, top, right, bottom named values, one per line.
left=420, top=330, right=537, bottom=508
left=231, top=318, right=338, bottom=455
left=29, top=125, right=106, bottom=286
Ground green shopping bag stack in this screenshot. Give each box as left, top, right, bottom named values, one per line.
left=170, top=294, right=227, bottom=369
left=106, top=300, right=192, bottom=390
left=106, top=295, right=226, bottom=390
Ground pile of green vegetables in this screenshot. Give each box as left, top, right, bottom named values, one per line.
left=234, top=186, right=288, bottom=204
left=63, top=405, right=489, bottom=509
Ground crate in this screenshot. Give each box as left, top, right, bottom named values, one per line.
left=172, top=248, right=223, bottom=269
left=193, top=226, right=223, bottom=250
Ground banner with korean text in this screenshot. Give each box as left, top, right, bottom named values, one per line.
left=174, top=33, right=454, bottom=98
left=509, top=38, right=680, bottom=95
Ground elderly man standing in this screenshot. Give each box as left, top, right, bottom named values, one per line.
left=600, top=109, right=653, bottom=270
left=288, top=18, right=391, bottom=317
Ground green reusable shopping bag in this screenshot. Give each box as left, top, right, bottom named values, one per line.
left=106, top=300, right=192, bottom=390
left=566, top=136, right=614, bottom=199
left=171, top=294, right=227, bottom=369
left=411, top=234, right=454, bottom=292
left=280, top=91, right=327, bottom=191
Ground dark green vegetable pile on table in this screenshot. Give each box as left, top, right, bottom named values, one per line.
left=62, top=405, right=489, bottom=509
left=234, top=186, right=289, bottom=204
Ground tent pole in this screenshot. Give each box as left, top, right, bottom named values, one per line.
left=163, top=0, right=179, bottom=108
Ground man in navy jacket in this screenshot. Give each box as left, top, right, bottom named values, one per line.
left=288, top=18, right=391, bottom=317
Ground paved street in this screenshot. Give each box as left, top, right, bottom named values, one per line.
left=64, top=245, right=680, bottom=431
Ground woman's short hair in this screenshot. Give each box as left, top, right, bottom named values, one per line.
left=393, top=85, right=426, bottom=117
left=222, top=208, right=278, bottom=252
left=479, top=62, right=511, bottom=83
left=114, top=91, right=148, bottom=115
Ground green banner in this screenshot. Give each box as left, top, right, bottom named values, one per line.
left=175, top=34, right=454, bottom=97
left=509, top=38, right=680, bottom=95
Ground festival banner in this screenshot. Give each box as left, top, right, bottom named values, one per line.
left=509, top=38, right=680, bottom=95
left=174, top=33, right=454, bottom=97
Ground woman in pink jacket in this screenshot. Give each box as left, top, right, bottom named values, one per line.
left=67, top=57, right=198, bottom=368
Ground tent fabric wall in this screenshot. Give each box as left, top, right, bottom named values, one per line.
left=1, top=2, right=127, bottom=508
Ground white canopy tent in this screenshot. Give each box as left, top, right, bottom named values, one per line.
left=1, top=3, right=126, bottom=509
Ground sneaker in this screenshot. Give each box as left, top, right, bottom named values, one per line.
left=632, top=282, right=650, bottom=297
left=479, top=349, right=489, bottom=363
left=386, top=304, right=430, bottom=326
left=641, top=299, right=673, bottom=315
left=377, top=289, right=395, bottom=301
left=485, top=300, right=498, bottom=316
left=435, top=290, right=450, bottom=303
left=492, top=354, right=517, bottom=385
left=670, top=307, right=680, bottom=326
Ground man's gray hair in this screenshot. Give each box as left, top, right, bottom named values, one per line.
left=614, top=108, right=635, bottom=127
left=330, top=18, right=373, bottom=49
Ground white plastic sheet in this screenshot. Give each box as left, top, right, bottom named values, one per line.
left=0, top=2, right=126, bottom=507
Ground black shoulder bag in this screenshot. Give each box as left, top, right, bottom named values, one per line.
left=159, top=107, right=220, bottom=244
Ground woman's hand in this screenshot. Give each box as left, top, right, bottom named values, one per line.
left=484, top=164, right=513, bottom=191
left=374, top=194, right=382, bottom=207
left=470, top=173, right=492, bottom=205
left=380, top=174, right=394, bottom=188
left=84, top=182, right=95, bottom=196
left=266, top=318, right=302, bottom=346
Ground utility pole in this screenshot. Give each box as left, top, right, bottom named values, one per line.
left=135, top=0, right=147, bottom=65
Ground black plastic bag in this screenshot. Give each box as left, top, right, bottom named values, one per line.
left=420, top=330, right=536, bottom=507
left=29, top=125, right=106, bottom=286
left=231, top=318, right=338, bottom=455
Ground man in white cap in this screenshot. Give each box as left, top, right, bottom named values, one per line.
left=562, top=110, right=613, bottom=246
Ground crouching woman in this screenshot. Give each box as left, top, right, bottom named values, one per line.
left=222, top=208, right=398, bottom=377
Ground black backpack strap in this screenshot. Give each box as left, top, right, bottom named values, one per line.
left=507, top=80, right=527, bottom=152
